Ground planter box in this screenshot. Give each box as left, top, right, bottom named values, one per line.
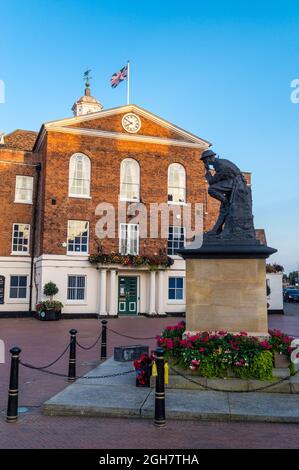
left=274, top=352, right=290, bottom=368
left=37, top=309, right=62, bottom=321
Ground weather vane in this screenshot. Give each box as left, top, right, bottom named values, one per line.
left=83, top=69, right=92, bottom=88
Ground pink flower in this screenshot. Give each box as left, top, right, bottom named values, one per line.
left=165, top=338, right=174, bottom=349
left=189, top=365, right=197, bottom=371
left=191, top=359, right=200, bottom=366
left=165, top=326, right=174, bottom=331
left=201, top=334, right=209, bottom=343
left=179, top=339, right=188, bottom=347
left=240, top=331, right=248, bottom=336
left=218, top=330, right=227, bottom=336
left=234, top=359, right=245, bottom=367
left=199, top=347, right=205, bottom=353
left=260, top=340, right=271, bottom=349
left=189, top=334, right=200, bottom=343
left=177, top=321, right=185, bottom=329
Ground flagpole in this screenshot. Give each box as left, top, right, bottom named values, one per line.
left=127, top=60, right=130, bottom=105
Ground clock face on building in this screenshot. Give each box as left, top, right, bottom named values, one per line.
left=122, top=113, right=141, bottom=133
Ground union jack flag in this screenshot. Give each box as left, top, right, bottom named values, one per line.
left=110, top=65, right=128, bottom=88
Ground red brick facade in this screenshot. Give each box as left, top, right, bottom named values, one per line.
left=0, top=106, right=252, bottom=260
left=0, top=148, right=39, bottom=256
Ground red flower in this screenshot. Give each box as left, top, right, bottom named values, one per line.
left=218, top=330, right=227, bottom=336
left=165, top=338, right=174, bottom=349
left=201, top=334, right=209, bottom=343
left=260, top=340, right=271, bottom=349
left=199, top=347, right=205, bottom=353
left=189, top=335, right=199, bottom=343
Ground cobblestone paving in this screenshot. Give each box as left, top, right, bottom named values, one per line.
left=0, top=307, right=298, bottom=449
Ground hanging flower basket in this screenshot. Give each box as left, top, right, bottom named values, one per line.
left=89, top=252, right=174, bottom=270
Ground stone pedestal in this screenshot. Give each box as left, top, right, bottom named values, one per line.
left=179, top=241, right=277, bottom=336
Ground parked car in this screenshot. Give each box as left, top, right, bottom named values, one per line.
left=284, top=288, right=299, bottom=302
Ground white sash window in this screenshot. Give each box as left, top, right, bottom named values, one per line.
left=67, top=220, right=89, bottom=255
left=11, top=223, right=30, bottom=254
left=168, top=163, right=186, bottom=204
left=15, top=176, right=33, bottom=204
left=120, top=158, right=140, bottom=202
left=69, top=153, right=91, bottom=198
left=119, top=223, right=139, bottom=255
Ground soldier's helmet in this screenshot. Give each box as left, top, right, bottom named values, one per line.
left=200, top=149, right=217, bottom=160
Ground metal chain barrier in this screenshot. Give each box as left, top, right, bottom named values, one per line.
left=19, top=343, right=71, bottom=371
left=19, top=360, right=135, bottom=380
left=107, top=327, right=157, bottom=341
left=76, top=331, right=102, bottom=350
left=169, top=364, right=299, bottom=393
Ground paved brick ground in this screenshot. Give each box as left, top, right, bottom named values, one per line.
left=0, top=306, right=299, bottom=449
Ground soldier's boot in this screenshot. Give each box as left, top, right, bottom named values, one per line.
left=205, top=201, right=229, bottom=236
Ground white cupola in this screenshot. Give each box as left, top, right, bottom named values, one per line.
left=72, top=70, right=103, bottom=116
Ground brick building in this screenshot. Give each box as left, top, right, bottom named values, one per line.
left=0, top=85, right=252, bottom=317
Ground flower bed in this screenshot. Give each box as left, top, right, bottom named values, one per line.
left=156, top=322, right=296, bottom=380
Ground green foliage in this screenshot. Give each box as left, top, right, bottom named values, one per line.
left=198, top=359, right=227, bottom=378
left=235, top=351, right=273, bottom=380
left=43, top=282, right=59, bottom=298
left=289, top=361, right=297, bottom=376
left=288, top=271, right=299, bottom=285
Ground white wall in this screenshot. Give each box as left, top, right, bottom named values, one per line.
left=266, top=273, right=283, bottom=312
left=35, top=255, right=100, bottom=314
left=0, top=256, right=35, bottom=311
left=0, top=254, right=187, bottom=315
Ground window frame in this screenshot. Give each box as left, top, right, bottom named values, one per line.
left=167, top=163, right=186, bottom=205
left=11, top=223, right=30, bottom=255
left=167, top=225, right=186, bottom=256
left=168, top=276, right=185, bottom=303
left=68, top=153, right=91, bottom=199
left=119, top=158, right=140, bottom=202
left=9, top=275, right=29, bottom=302
left=119, top=223, right=140, bottom=255
left=67, top=220, right=90, bottom=256
left=67, top=275, right=87, bottom=304
left=14, top=175, right=34, bottom=204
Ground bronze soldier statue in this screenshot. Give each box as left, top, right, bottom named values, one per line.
left=201, top=149, right=256, bottom=240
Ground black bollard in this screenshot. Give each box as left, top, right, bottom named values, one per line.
left=100, top=320, right=108, bottom=361
left=154, top=347, right=166, bottom=427
left=68, top=329, right=77, bottom=382
left=6, top=347, right=21, bottom=423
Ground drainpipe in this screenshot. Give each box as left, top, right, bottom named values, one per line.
left=29, top=163, right=41, bottom=312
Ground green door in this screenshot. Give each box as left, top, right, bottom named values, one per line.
left=118, top=276, right=138, bottom=315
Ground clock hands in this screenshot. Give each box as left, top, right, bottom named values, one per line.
left=124, top=117, right=134, bottom=126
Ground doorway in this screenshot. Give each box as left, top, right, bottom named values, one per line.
left=118, top=276, right=138, bottom=315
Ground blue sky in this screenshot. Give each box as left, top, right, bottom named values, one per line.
left=1, top=0, right=298, bottom=272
